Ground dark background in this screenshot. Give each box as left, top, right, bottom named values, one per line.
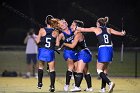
left=0, top=0, right=139, bottom=47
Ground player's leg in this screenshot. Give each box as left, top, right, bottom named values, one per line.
left=100, top=66, right=108, bottom=92
left=105, top=63, right=115, bottom=93
left=97, top=46, right=115, bottom=93
left=66, top=59, right=74, bottom=85
left=72, top=61, right=78, bottom=87
left=83, top=64, right=93, bottom=92
left=48, top=61, right=56, bottom=92
left=71, top=60, right=86, bottom=92
left=97, top=62, right=115, bottom=93
left=37, top=61, right=44, bottom=89
left=64, top=59, right=74, bottom=91
left=71, top=49, right=93, bottom=92
left=63, top=50, right=77, bottom=91
left=97, top=62, right=106, bottom=92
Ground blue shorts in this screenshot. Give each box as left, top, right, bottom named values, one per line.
left=98, top=46, right=113, bottom=62
left=63, top=49, right=78, bottom=61
left=38, top=48, right=55, bottom=62
left=78, top=49, right=92, bottom=63
left=26, top=54, right=37, bottom=64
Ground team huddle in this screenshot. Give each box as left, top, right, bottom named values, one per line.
left=35, top=15, right=126, bottom=93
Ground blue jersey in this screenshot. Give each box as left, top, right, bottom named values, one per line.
left=38, top=27, right=56, bottom=62
left=62, top=28, right=75, bottom=50
left=62, top=28, right=78, bottom=61
left=97, top=26, right=113, bottom=62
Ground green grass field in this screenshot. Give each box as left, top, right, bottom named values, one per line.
left=0, top=49, right=140, bottom=93
left=0, top=77, right=140, bottom=93
left=0, top=50, right=140, bottom=77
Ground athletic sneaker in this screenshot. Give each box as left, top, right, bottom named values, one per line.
left=49, top=86, right=55, bottom=92
left=37, top=83, right=43, bottom=89
left=70, top=86, right=81, bottom=92
left=84, top=87, right=93, bottom=92
left=99, top=88, right=106, bottom=93
left=108, top=82, right=115, bottom=93
left=64, top=84, right=69, bottom=91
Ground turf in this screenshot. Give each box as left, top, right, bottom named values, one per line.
left=0, top=77, right=140, bottom=93
left=0, top=50, right=140, bottom=77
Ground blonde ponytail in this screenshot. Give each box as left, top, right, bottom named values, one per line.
left=97, top=16, right=109, bottom=26
left=104, top=17, right=109, bottom=24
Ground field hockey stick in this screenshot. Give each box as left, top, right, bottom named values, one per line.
left=57, top=44, right=64, bottom=51
left=120, top=17, right=124, bottom=62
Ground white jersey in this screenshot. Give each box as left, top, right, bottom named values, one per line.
left=25, top=34, right=38, bottom=54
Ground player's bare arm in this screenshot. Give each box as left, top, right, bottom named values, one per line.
left=56, top=33, right=64, bottom=47
left=109, top=28, right=126, bottom=36
left=63, top=33, right=81, bottom=48
left=36, top=28, right=45, bottom=44
left=77, top=27, right=96, bottom=33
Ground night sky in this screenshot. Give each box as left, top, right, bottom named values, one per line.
left=0, top=0, right=139, bottom=47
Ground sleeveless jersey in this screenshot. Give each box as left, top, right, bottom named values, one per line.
left=38, top=27, right=56, bottom=50
left=62, top=28, right=78, bottom=61
left=76, top=38, right=87, bottom=52
left=62, top=28, right=75, bottom=50
left=97, top=26, right=112, bottom=46
left=97, top=27, right=113, bottom=62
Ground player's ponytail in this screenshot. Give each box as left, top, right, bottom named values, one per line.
left=97, top=16, right=109, bottom=27
left=104, top=17, right=109, bottom=24
left=50, top=18, right=62, bottom=33
left=45, top=15, right=54, bottom=25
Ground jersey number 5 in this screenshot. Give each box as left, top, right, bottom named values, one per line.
left=45, top=37, right=51, bottom=48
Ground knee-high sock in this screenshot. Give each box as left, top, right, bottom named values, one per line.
left=101, top=74, right=107, bottom=89
left=50, top=71, right=56, bottom=87
left=73, top=71, right=77, bottom=84
left=66, top=70, right=72, bottom=85
left=84, top=73, right=92, bottom=88
left=76, top=73, right=83, bottom=87
left=100, top=72, right=110, bottom=85
left=101, top=78, right=106, bottom=89
left=38, top=69, right=43, bottom=83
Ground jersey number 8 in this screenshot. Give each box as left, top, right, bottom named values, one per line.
left=103, top=34, right=109, bottom=44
